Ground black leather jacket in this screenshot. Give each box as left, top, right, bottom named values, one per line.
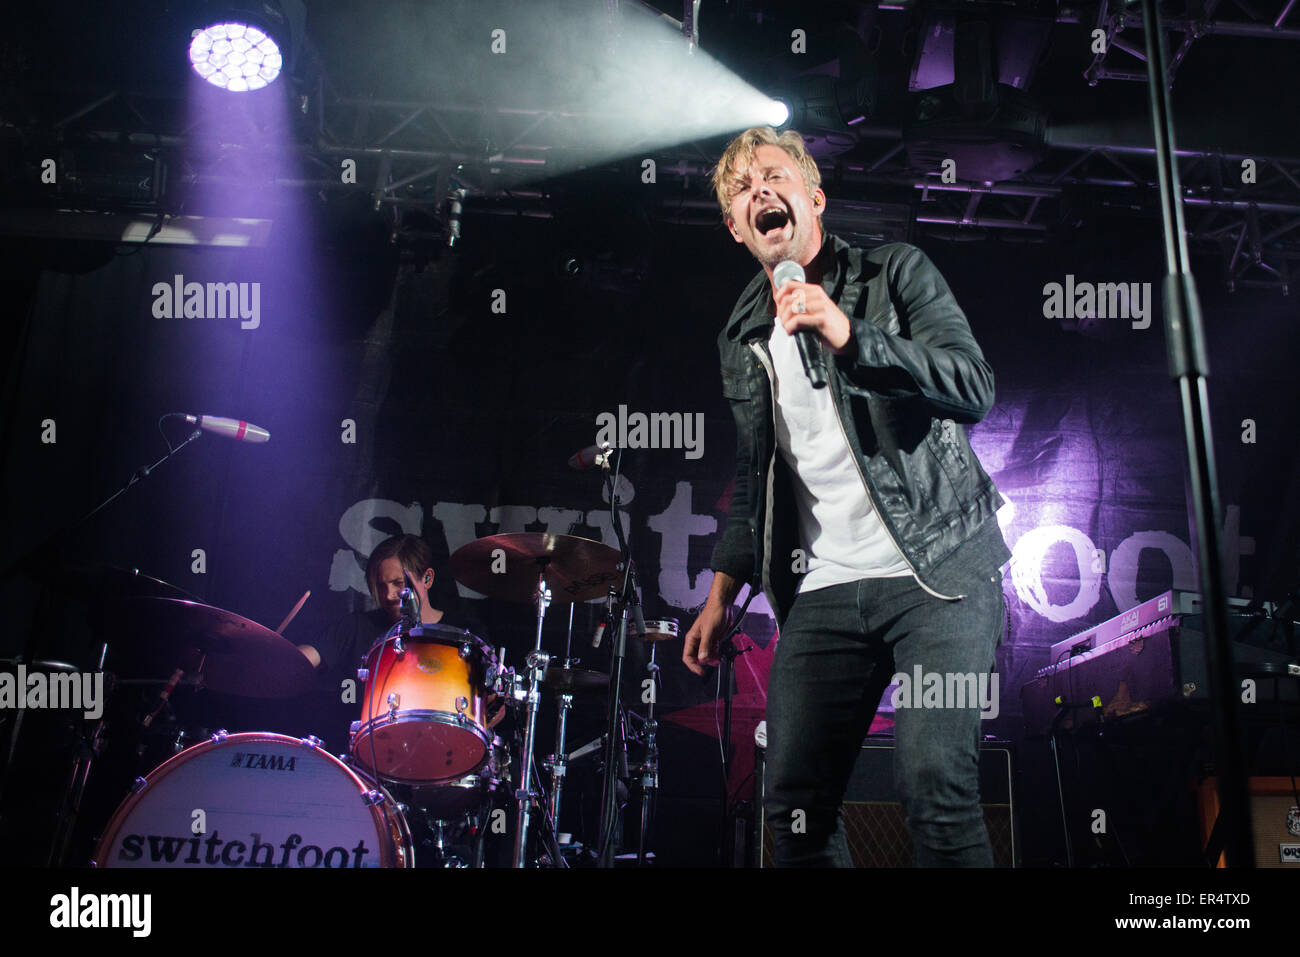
left=710, top=234, right=1011, bottom=627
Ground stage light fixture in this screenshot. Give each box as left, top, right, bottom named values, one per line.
left=765, top=98, right=792, bottom=128
left=189, top=22, right=283, bottom=92
left=765, top=26, right=876, bottom=137
left=188, top=2, right=303, bottom=93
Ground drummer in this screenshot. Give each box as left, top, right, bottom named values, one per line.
left=298, top=534, right=505, bottom=728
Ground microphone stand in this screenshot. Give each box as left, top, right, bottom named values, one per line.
left=1139, top=0, right=1251, bottom=866
left=0, top=424, right=204, bottom=811
left=717, top=634, right=745, bottom=867
left=596, top=448, right=638, bottom=868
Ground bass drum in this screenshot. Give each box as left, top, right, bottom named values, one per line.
left=93, top=731, right=411, bottom=868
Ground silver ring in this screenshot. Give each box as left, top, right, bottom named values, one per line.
left=794, top=299, right=807, bottom=314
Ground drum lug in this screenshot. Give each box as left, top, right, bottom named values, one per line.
left=362, top=789, right=385, bottom=807
left=455, top=696, right=468, bottom=721
left=210, top=729, right=229, bottom=744
left=129, top=775, right=148, bottom=794
left=299, top=735, right=323, bottom=750
left=349, top=720, right=362, bottom=735
left=356, top=668, right=370, bottom=682
left=394, top=636, right=405, bottom=657
left=459, top=643, right=471, bottom=660
left=387, top=693, right=400, bottom=721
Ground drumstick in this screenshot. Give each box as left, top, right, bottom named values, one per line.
left=275, top=590, right=311, bottom=635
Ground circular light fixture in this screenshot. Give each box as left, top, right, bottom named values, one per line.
left=189, top=22, right=283, bottom=92
left=766, top=98, right=792, bottom=128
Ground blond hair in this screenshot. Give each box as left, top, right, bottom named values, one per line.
left=712, top=127, right=822, bottom=222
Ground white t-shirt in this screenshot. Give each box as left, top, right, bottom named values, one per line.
left=767, top=318, right=913, bottom=592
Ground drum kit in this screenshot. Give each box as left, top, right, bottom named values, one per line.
left=6, top=523, right=678, bottom=869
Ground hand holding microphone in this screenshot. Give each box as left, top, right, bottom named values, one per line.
left=772, top=261, right=854, bottom=389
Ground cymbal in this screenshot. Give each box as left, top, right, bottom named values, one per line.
left=112, top=598, right=315, bottom=698
left=61, top=564, right=199, bottom=603
left=449, top=533, right=623, bottom=604
left=543, top=666, right=609, bottom=693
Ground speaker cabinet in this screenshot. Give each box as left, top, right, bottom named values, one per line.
left=753, top=739, right=1018, bottom=867
left=1197, top=777, right=1300, bottom=867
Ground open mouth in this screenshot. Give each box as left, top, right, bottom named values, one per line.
left=755, top=206, right=790, bottom=235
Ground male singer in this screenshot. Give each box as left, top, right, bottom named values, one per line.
left=683, top=127, right=1011, bottom=866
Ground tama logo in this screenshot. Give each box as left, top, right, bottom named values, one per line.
left=231, top=751, right=297, bottom=771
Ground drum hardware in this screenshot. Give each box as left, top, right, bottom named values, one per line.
left=636, top=638, right=665, bottom=867
left=545, top=691, right=575, bottom=839
left=446, top=528, right=669, bottom=866
left=513, top=570, right=553, bottom=869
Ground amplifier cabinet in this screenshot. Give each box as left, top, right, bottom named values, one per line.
left=753, top=739, right=1017, bottom=867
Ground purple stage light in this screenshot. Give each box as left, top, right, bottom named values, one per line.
left=189, top=22, right=283, bottom=92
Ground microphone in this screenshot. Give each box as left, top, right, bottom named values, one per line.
left=773, top=260, right=828, bottom=389
left=182, top=415, right=270, bottom=443
left=592, top=590, right=614, bottom=648
left=400, top=570, right=421, bottom=627
left=568, top=443, right=612, bottom=470
left=446, top=187, right=467, bottom=248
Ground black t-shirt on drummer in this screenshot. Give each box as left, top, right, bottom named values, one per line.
left=313, top=598, right=489, bottom=684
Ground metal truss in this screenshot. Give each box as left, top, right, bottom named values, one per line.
left=7, top=0, right=1300, bottom=292
left=1061, top=0, right=1300, bottom=87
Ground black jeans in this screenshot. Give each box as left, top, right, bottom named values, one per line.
left=764, top=571, right=1005, bottom=866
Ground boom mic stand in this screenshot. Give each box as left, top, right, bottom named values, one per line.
left=1138, top=0, right=1251, bottom=865
left=0, top=421, right=205, bottom=843
left=596, top=447, right=640, bottom=867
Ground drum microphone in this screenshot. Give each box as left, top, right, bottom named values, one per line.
left=400, top=570, right=421, bottom=627
left=591, top=590, right=615, bottom=648
left=181, top=414, right=271, bottom=443
left=772, top=260, right=828, bottom=389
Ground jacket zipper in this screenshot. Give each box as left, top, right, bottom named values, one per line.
left=750, top=340, right=965, bottom=603
left=748, top=342, right=782, bottom=617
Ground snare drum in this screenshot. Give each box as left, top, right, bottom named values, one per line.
left=351, top=622, right=496, bottom=785
left=93, top=731, right=411, bottom=868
